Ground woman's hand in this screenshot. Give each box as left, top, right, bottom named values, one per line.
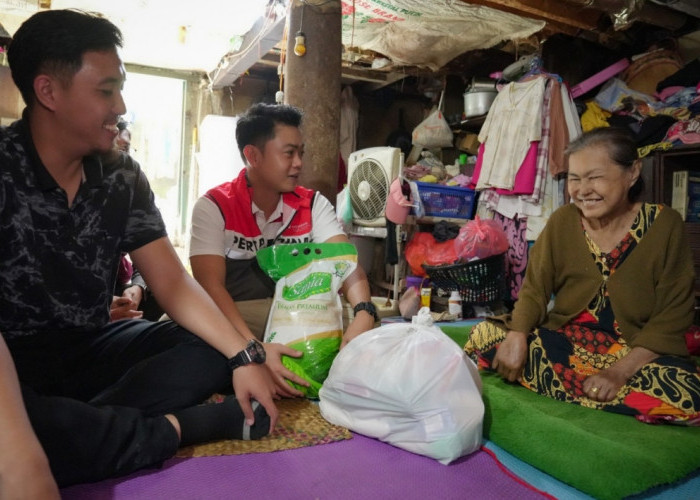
left=583, top=346, right=659, bottom=402
left=109, top=296, right=143, bottom=321
left=582, top=369, right=627, bottom=402
left=122, top=284, right=144, bottom=307
left=262, top=342, right=310, bottom=398
left=492, top=330, right=528, bottom=382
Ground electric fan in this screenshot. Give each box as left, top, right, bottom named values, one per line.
left=347, top=147, right=403, bottom=227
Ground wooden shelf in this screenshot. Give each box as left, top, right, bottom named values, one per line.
left=649, top=145, right=700, bottom=294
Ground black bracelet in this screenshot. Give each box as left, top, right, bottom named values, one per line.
left=353, top=301, right=379, bottom=322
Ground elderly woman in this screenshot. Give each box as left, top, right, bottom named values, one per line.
left=465, top=127, right=700, bottom=424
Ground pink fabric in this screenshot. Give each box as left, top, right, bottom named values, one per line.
left=469, top=142, right=485, bottom=190
left=471, top=142, right=538, bottom=196
left=116, top=255, right=133, bottom=287
left=666, top=117, right=700, bottom=144
left=495, top=142, right=538, bottom=195
left=657, top=85, right=685, bottom=102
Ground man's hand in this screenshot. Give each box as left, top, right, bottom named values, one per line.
left=341, top=310, right=375, bottom=349
left=492, top=330, right=528, bottom=382
left=262, top=342, right=309, bottom=398
left=231, top=364, right=279, bottom=433
left=109, top=296, right=143, bottom=321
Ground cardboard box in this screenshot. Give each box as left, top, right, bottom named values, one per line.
left=457, top=133, right=480, bottom=155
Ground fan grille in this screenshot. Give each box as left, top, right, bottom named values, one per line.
left=349, top=158, right=390, bottom=221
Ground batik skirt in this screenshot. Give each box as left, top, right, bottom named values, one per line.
left=465, top=320, right=700, bottom=425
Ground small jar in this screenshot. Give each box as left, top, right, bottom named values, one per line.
left=448, top=290, right=462, bottom=320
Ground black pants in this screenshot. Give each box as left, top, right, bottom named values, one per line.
left=7, top=320, right=231, bottom=486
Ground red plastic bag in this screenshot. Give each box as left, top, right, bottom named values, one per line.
left=405, top=232, right=457, bottom=276
left=454, top=216, right=509, bottom=261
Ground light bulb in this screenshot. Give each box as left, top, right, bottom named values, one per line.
left=294, top=31, right=306, bottom=57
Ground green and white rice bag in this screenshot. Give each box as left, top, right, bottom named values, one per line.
left=257, top=242, right=357, bottom=399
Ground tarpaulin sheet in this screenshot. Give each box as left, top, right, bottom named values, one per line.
left=341, top=0, right=545, bottom=70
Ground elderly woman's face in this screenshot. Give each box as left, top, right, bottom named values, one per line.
left=567, top=144, right=638, bottom=223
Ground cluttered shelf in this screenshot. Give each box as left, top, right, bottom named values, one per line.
left=450, top=114, right=487, bottom=133
left=644, top=144, right=700, bottom=294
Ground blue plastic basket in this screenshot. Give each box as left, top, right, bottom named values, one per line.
left=413, top=182, right=477, bottom=219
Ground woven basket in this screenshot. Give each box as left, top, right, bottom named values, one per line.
left=422, top=252, right=506, bottom=305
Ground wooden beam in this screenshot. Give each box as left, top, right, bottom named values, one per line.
left=459, top=0, right=602, bottom=32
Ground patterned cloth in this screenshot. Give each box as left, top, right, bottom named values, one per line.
left=466, top=204, right=700, bottom=424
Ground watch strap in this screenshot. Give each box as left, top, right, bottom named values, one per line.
left=227, top=340, right=266, bottom=372
left=227, top=349, right=250, bottom=372
left=353, top=301, right=379, bottom=322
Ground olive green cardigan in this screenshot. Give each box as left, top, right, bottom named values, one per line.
left=504, top=203, right=695, bottom=357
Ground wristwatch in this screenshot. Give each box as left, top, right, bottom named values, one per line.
left=227, top=340, right=266, bottom=371
left=353, top=301, right=379, bottom=323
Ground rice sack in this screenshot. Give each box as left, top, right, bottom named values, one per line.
left=257, top=242, right=357, bottom=398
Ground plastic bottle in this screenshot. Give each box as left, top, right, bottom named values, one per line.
left=448, top=290, right=462, bottom=320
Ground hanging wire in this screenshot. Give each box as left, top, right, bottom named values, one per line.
left=351, top=0, right=356, bottom=52
left=299, top=0, right=305, bottom=32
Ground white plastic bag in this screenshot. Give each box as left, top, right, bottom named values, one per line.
left=319, top=316, right=484, bottom=464
left=412, top=91, right=454, bottom=148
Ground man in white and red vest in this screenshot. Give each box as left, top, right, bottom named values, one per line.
left=190, top=103, right=376, bottom=398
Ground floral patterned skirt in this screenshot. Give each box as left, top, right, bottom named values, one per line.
left=465, top=320, right=700, bottom=425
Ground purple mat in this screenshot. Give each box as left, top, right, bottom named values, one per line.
left=61, top=433, right=548, bottom=499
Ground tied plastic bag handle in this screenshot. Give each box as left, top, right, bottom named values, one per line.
left=437, top=89, right=446, bottom=114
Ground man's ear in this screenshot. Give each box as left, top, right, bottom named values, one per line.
left=33, top=74, right=59, bottom=111
left=243, top=144, right=261, bottom=167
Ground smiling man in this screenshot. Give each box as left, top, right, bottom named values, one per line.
left=190, top=103, right=376, bottom=398
left=0, top=9, right=279, bottom=496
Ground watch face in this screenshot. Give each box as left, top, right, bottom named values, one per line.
left=247, top=340, right=266, bottom=363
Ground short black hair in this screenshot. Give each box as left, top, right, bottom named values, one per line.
left=565, top=127, right=645, bottom=203
left=235, top=103, right=303, bottom=162
left=7, top=9, right=123, bottom=106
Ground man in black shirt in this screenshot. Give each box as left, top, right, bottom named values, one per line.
left=0, top=9, right=278, bottom=496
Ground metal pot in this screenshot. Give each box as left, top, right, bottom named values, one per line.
left=463, top=90, right=498, bottom=118
left=467, top=77, right=497, bottom=92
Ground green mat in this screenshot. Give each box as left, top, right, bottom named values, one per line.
left=439, top=323, right=700, bottom=500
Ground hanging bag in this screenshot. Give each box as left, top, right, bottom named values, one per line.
left=412, top=90, right=454, bottom=149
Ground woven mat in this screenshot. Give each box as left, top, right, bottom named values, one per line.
left=176, top=397, right=352, bottom=458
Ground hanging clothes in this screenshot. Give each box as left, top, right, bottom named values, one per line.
left=546, top=79, right=569, bottom=177
left=476, top=77, right=546, bottom=191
